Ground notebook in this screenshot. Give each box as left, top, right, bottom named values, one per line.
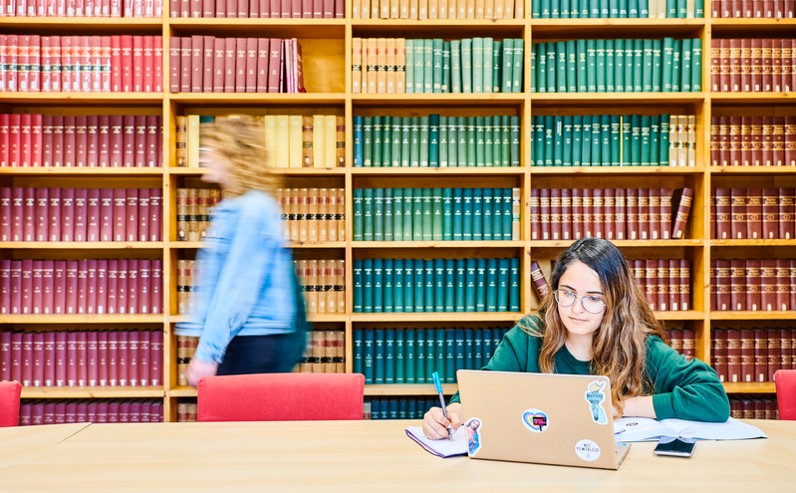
left=456, top=369, right=631, bottom=470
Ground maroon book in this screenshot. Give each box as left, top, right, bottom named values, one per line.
left=109, top=115, right=124, bottom=167
left=74, top=115, right=88, bottom=167
left=169, top=36, right=181, bottom=93
left=86, top=331, right=99, bottom=387
left=41, top=259, right=54, bottom=315
left=127, top=259, right=139, bottom=315
left=0, top=331, right=10, bottom=381
left=529, top=260, right=549, bottom=301
left=529, top=188, right=539, bottom=240
left=97, top=331, right=109, bottom=386
left=31, top=260, right=44, bottom=315
left=713, top=259, right=730, bottom=311
left=549, top=188, right=562, bottom=241
left=126, top=189, right=138, bottom=242
left=138, top=259, right=151, bottom=314
left=86, top=115, right=99, bottom=167
left=86, top=259, right=97, bottom=315
left=64, top=260, right=78, bottom=315
left=73, top=187, right=88, bottom=242
left=86, top=188, right=101, bottom=242
left=107, top=259, right=118, bottom=315
left=76, top=331, right=87, bottom=386
left=34, top=187, right=49, bottom=242
left=149, top=188, right=162, bottom=241
left=256, top=37, right=270, bottom=92
left=224, top=37, right=237, bottom=92
left=32, top=332, right=44, bottom=386
left=52, top=261, right=65, bottom=315
left=592, top=188, right=605, bottom=239
left=76, top=260, right=88, bottom=315
left=776, top=258, right=790, bottom=311
left=559, top=187, right=572, bottom=241
left=644, top=259, right=657, bottom=311
left=21, top=332, right=33, bottom=386
left=150, top=330, right=163, bottom=386
left=213, top=37, right=226, bottom=92
left=753, top=328, right=767, bottom=383
left=740, top=328, right=754, bottom=383
left=726, top=328, right=741, bottom=383
left=0, top=260, right=9, bottom=315
left=128, top=330, right=140, bottom=386
left=66, top=332, right=78, bottom=386
left=759, top=258, right=777, bottom=311
left=765, top=328, right=781, bottom=382
left=191, top=35, right=204, bottom=92
left=22, top=187, right=36, bottom=242
left=712, top=329, right=727, bottom=382
left=713, top=187, right=730, bottom=239
left=117, top=330, right=129, bottom=386
left=113, top=188, right=127, bottom=241
left=745, top=258, right=761, bottom=311
left=43, top=331, right=55, bottom=387
left=539, top=187, right=550, bottom=240
left=96, top=259, right=108, bottom=315
left=779, top=187, right=795, bottom=240
left=107, top=330, right=119, bottom=386
left=138, top=331, right=151, bottom=386
left=268, top=38, right=282, bottom=93
left=151, top=259, right=163, bottom=314
left=122, top=114, right=136, bottom=167
left=623, top=187, right=636, bottom=240
left=235, top=37, right=248, bottom=92
left=137, top=188, right=150, bottom=242
left=245, top=37, right=258, bottom=92
left=202, top=35, right=215, bottom=92
left=145, top=115, right=160, bottom=168
left=581, top=188, right=593, bottom=238
left=134, top=114, right=147, bottom=168
left=761, top=187, right=779, bottom=239
left=117, top=258, right=129, bottom=315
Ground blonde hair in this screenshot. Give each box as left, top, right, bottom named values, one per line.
left=201, top=117, right=282, bottom=196
left=519, top=238, right=667, bottom=415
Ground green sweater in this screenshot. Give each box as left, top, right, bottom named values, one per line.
left=450, top=316, right=730, bottom=422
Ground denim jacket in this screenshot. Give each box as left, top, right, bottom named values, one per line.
left=175, top=191, right=296, bottom=364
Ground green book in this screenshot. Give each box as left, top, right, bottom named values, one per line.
left=680, top=38, right=692, bottom=91
left=563, top=116, right=574, bottom=166
left=470, top=330, right=481, bottom=369
left=456, top=116, right=468, bottom=166
left=390, top=116, right=402, bottom=167
left=405, top=39, right=414, bottom=94
left=465, top=258, right=477, bottom=311
left=662, top=37, right=674, bottom=92
left=509, top=257, right=520, bottom=311
left=601, top=115, right=611, bottom=166
left=608, top=0, right=618, bottom=16
left=373, top=328, right=384, bottom=383
left=451, top=39, right=462, bottom=93
left=575, top=39, right=587, bottom=90
left=509, top=116, right=520, bottom=166
left=659, top=114, right=671, bottom=166
left=412, top=187, right=423, bottom=240
left=649, top=115, right=660, bottom=167
left=353, top=115, right=364, bottom=167
left=695, top=0, right=704, bottom=17
left=432, top=38, right=443, bottom=93
left=373, top=258, right=383, bottom=312
left=691, top=38, right=702, bottom=91
left=639, top=0, right=649, bottom=16
left=546, top=42, right=557, bottom=92
left=610, top=115, right=621, bottom=166
left=384, top=329, right=395, bottom=384
left=362, top=328, right=373, bottom=381
left=475, top=116, right=485, bottom=167
left=621, top=115, right=632, bottom=165
left=404, top=328, right=415, bottom=383
left=372, top=187, right=384, bottom=240
left=532, top=115, right=544, bottom=166
left=409, top=116, right=420, bottom=167
left=572, top=115, right=583, bottom=166
left=432, top=328, right=444, bottom=381
left=629, top=0, right=639, bottom=16
left=439, top=115, right=448, bottom=167
left=432, top=187, right=443, bottom=240
left=362, top=116, right=373, bottom=166
left=394, top=328, right=404, bottom=383
left=631, top=114, right=642, bottom=165
left=353, top=188, right=364, bottom=241
left=623, top=40, right=635, bottom=91
left=443, top=328, right=455, bottom=382
left=455, top=259, right=466, bottom=311
left=425, top=260, right=435, bottom=312
left=535, top=43, right=547, bottom=92
left=633, top=39, right=644, bottom=92
left=642, top=38, right=653, bottom=92
left=556, top=40, right=567, bottom=92
left=434, top=258, right=445, bottom=312
left=476, top=258, right=487, bottom=311
left=452, top=188, right=464, bottom=240
left=492, top=115, right=502, bottom=167
left=581, top=115, right=592, bottom=165
left=512, top=39, right=524, bottom=93
left=562, top=0, right=573, bottom=17
left=353, top=329, right=364, bottom=375
left=640, top=115, right=651, bottom=166
left=486, top=258, right=498, bottom=312
left=484, top=117, right=493, bottom=167
left=499, top=187, right=510, bottom=239
left=414, top=259, right=425, bottom=312
left=614, top=38, right=624, bottom=92
left=442, top=40, right=451, bottom=92
left=422, top=188, right=433, bottom=241
left=544, top=116, right=555, bottom=165
left=501, top=38, right=513, bottom=93
left=402, top=187, right=413, bottom=239
left=362, top=258, right=373, bottom=313
left=671, top=39, right=681, bottom=92
left=652, top=39, right=662, bottom=92
left=362, top=188, right=374, bottom=240
left=472, top=37, right=484, bottom=93
left=400, top=118, right=411, bottom=167
left=383, top=187, right=393, bottom=241
left=442, top=188, right=453, bottom=241
left=677, top=0, right=687, bottom=17
left=482, top=188, right=493, bottom=240
left=403, top=258, right=414, bottom=313
left=447, top=117, right=458, bottom=166
left=553, top=115, right=564, bottom=166
left=393, top=259, right=405, bottom=312
left=605, top=38, right=615, bottom=92
left=591, top=117, right=602, bottom=166
left=353, top=259, right=363, bottom=312
left=596, top=39, right=606, bottom=92
left=472, top=187, right=483, bottom=240
left=586, top=39, right=597, bottom=92
left=466, top=116, right=477, bottom=166
left=372, top=115, right=383, bottom=167
left=566, top=39, right=577, bottom=92
left=483, top=37, right=493, bottom=93
left=382, top=116, right=392, bottom=168
left=492, top=40, right=501, bottom=92
left=414, top=323, right=424, bottom=380
left=462, top=188, right=474, bottom=240
left=533, top=0, right=542, bottom=16
left=419, top=115, right=430, bottom=167
left=461, top=38, right=473, bottom=93
left=424, top=39, right=434, bottom=93
left=580, top=0, right=589, bottom=16
left=541, top=0, right=551, bottom=16
left=413, top=38, right=424, bottom=93
left=454, top=328, right=465, bottom=376
left=497, top=258, right=509, bottom=311
left=429, top=114, right=440, bottom=167
left=383, top=261, right=394, bottom=311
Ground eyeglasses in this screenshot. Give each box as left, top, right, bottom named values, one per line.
left=553, top=289, right=606, bottom=314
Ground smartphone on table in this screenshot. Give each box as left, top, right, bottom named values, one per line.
left=653, top=437, right=696, bottom=457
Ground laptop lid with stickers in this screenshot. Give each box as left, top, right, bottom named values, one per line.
left=457, top=369, right=631, bottom=470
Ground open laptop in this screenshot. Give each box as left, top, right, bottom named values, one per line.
left=456, top=369, right=631, bottom=470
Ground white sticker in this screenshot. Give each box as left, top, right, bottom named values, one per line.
left=574, top=439, right=601, bottom=462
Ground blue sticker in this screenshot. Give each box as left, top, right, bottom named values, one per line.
left=522, top=408, right=549, bottom=432
left=584, top=380, right=609, bottom=425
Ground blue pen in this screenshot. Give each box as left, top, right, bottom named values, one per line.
left=432, top=371, right=453, bottom=440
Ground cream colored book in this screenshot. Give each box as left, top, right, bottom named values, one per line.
left=308, top=188, right=320, bottom=242
left=400, top=0, right=410, bottom=17
left=438, top=0, right=448, bottom=17
left=484, top=0, right=493, bottom=18
left=298, top=188, right=310, bottom=243
left=352, top=0, right=361, bottom=17
left=186, top=114, right=201, bottom=168
left=274, top=115, right=289, bottom=168
left=475, top=0, right=484, bottom=17
left=428, top=0, right=438, bottom=17
left=302, top=115, right=314, bottom=168
left=418, top=0, right=428, bottom=18
left=317, top=188, right=329, bottom=242
left=324, top=114, right=337, bottom=168
left=386, top=37, right=396, bottom=93
left=377, top=37, right=387, bottom=93
left=289, top=114, right=303, bottom=168
left=466, top=0, right=475, bottom=17
left=264, top=114, right=277, bottom=167
left=312, top=114, right=326, bottom=167
left=396, top=38, right=406, bottom=93
left=409, top=0, right=418, bottom=18
left=366, top=37, right=378, bottom=93
left=686, top=115, right=696, bottom=167
left=352, top=37, right=363, bottom=94
left=390, top=0, right=400, bottom=17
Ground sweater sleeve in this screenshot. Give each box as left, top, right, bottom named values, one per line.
left=646, top=336, right=730, bottom=422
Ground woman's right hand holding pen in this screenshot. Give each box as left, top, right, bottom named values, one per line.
left=422, top=403, right=463, bottom=440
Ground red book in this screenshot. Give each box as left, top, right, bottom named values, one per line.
left=712, top=329, right=727, bottom=383
left=77, top=260, right=88, bottom=314
left=10, top=332, right=22, bottom=382
left=776, top=259, right=790, bottom=311
left=41, top=259, right=54, bottom=315
left=539, top=188, right=550, bottom=240
left=34, top=186, right=49, bottom=242
left=169, top=36, right=181, bottom=92
left=110, top=35, right=122, bottom=92
left=137, top=188, right=150, bottom=242
left=9, top=261, right=22, bottom=315
left=150, top=329, right=163, bottom=386
left=150, top=258, right=163, bottom=314
left=23, top=187, right=36, bottom=242
left=730, top=258, right=746, bottom=311
left=713, top=187, right=731, bottom=239
left=20, top=258, right=33, bottom=315
left=112, top=188, right=126, bottom=241
left=0, top=260, right=9, bottom=315
left=97, top=331, right=109, bottom=386
left=529, top=188, right=539, bottom=240
left=66, top=260, right=79, bottom=314
left=96, top=259, right=108, bottom=315
left=269, top=0, right=280, bottom=16
left=203, top=0, right=215, bottom=15
left=117, top=258, right=129, bottom=314
left=73, top=187, right=88, bottom=241
left=740, top=328, right=754, bottom=383
left=779, top=187, right=795, bottom=240
left=9, top=188, right=23, bottom=242
left=66, top=332, right=78, bottom=386
left=52, top=332, right=67, bottom=387
left=63, top=115, right=77, bottom=167
left=139, top=259, right=151, bottom=314
left=32, top=332, right=45, bottom=386
left=202, top=36, right=215, bottom=92
left=86, top=115, right=99, bottom=167
left=745, top=258, right=761, bottom=311
left=87, top=331, right=99, bottom=386
left=117, top=330, right=129, bottom=386
left=75, top=116, right=89, bottom=167
left=134, top=114, right=147, bottom=167
left=99, top=188, right=114, bottom=241
left=138, top=331, right=150, bottom=386
left=132, top=36, right=145, bottom=92
left=31, top=260, right=44, bottom=315
left=581, top=188, right=593, bottom=238
left=0, top=331, right=10, bottom=381
left=213, top=37, right=226, bottom=92
left=21, top=332, right=33, bottom=387
left=43, top=331, right=55, bottom=387
left=143, top=35, right=155, bottom=92
left=53, top=261, right=65, bottom=315
left=125, top=189, right=138, bottom=242
left=107, top=330, right=119, bottom=386
left=726, top=328, right=741, bottom=383
left=7, top=114, right=21, bottom=167
left=127, top=259, right=139, bottom=315
left=86, top=188, right=100, bottom=242
left=76, top=331, right=88, bottom=386
left=245, top=37, right=258, bottom=92
left=268, top=38, right=282, bottom=92
left=86, top=259, right=98, bottom=315
left=149, top=188, right=162, bottom=241
left=122, top=115, right=136, bottom=167
left=713, top=258, right=730, bottom=311
left=255, top=38, right=270, bottom=92
left=191, top=35, right=204, bottom=92
left=0, top=115, right=9, bottom=168
left=235, top=37, right=248, bottom=92
left=224, top=37, right=237, bottom=92
left=128, top=331, right=140, bottom=386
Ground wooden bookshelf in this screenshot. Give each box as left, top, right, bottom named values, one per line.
left=1, top=4, right=794, bottom=422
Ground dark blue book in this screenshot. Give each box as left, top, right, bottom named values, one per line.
left=452, top=188, right=464, bottom=240
left=373, top=188, right=384, bottom=241
left=403, top=258, right=415, bottom=313
left=362, top=329, right=375, bottom=383
left=353, top=115, right=364, bottom=167
left=383, top=258, right=394, bottom=312
left=455, top=259, right=466, bottom=312
left=363, top=258, right=374, bottom=313
left=444, top=259, right=455, bottom=312
left=395, top=330, right=405, bottom=384
left=393, top=259, right=405, bottom=312
left=465, top=258, right=477, bottom=312
left=353, top=188, right=364, bottom=241
left=383, top=188, right=394, bottom=241
left=373, top=258, right=384, bottom=312
left=392, top=187, right=404, bottom=240
left=429, top=113, right=440, bottom=167
left=353, top=328, right=364, bottom=375
left=384, top=328, right=395, bottom=384
left=476, top=258, right=488, bottom=311
left=462, top=188, right=474, bottom=240
left=373, top=328, right=385, bottom=384
left=442, top=188, right=453, bottom=240
left=353, top=259, right=363, bottom=312
left=497, top=258, right=510, bottom=311
left=425, top=259, right=436, bottom=312
left=509, top=257, right=521, bottom=311
left=482, top=187, right=493, bottom=240
left=405, top=329, right=416, bottom=383
left=444, top=328, right=455, bottom=383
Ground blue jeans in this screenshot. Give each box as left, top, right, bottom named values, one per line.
left=216, top=332, right=305, bottom=375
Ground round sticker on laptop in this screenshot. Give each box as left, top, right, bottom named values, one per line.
left=521, top=408, right=549, bottom=432
left=574, top=439, right=601, bottom=461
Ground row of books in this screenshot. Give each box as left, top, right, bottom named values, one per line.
left=729, top=396, right=779, bottom=421
left=529, top=187, right=695, bottom=241
left=296, top=259, right=347, bottom=314
left=710, top=258, right=796, bottom=312
left=169, top=0, right=343, bottom=17
left=532, top=0, right=704, bottom=17
left=178, top=114, right=345, bottom=169
left=1, top=0, right=162, bottom=16
left=0, top=114, right=163, bottom=169
left=711, top=187, right=796, bottom=240
left=352, top=257, right=521, bottom=313
left=0, top=187, right=164, bottom=243
left=353, top=0, right=523, bottom=18
left=352, top=37, right=525, bottom=94
left=712, top=328, right=796, bottom=384
left=531, top=114, right=695, bottom=167
left=667, top=328, right=695, bottom=360
left=711, top=38, right=796, bottom=93
left=279, top=188, right=346, bottom=243
left=353, top=187, right=521, bottom=242
left=365, top=398, right=440, bottom=420
left=711, top=115, right=796, bottom=167
left=169, top=37, right=305, bottom=94
left=353, top=114, right=521, bottom=168
left=17, top=400, right=164, bottom=426
left=532, top=37, right=703, bottom=93
left=1, top=330, right=164, bottom=388
left=298, top=330, right=345, bottom=374
left=0, top=35, right=164, bottom=93
left=1, top=258, right=164, bottom=316
left=353, top=326, right=511, bottom=384
left=713, top=0, right=796, bottom=17
left=174, top=187, right=221, bottom=242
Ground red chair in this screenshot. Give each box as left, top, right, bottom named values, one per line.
left=0, top=381, right=22, bottom=427
left=198, top=373, right=365, bottom=422
left=774, top=369, right=796, bottom=420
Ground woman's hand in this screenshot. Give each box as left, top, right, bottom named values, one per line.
left=185, top=359, right=219, bottom=388
left=422, top=403, right=463, bottom=440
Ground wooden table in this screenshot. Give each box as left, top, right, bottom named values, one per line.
left=1, top=420, right=794, bottom=492
left=0, top=423, right=90, bottom=472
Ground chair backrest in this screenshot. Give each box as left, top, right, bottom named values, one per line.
left=197, top=373, right=365, bottom=422
left=774, top=369, right=796, bottom=420
left=0, top=381, right=22, bottom=427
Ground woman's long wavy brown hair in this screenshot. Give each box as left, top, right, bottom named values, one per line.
left=520, top=238, right=667, bottom=414
left=201, top=117, right=282, bottom=197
